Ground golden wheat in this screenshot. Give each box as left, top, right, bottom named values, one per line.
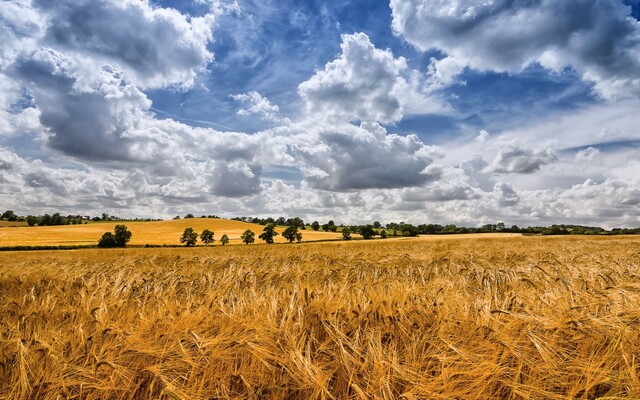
left=0, top=218, right=342, bottom=247
left=1, top=236, right=639, bottom=399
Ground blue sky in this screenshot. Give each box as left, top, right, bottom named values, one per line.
left=1, top=0, right=640, bottom=227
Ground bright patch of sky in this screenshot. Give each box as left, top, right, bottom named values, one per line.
left=1, top=0, right=640, bottom=227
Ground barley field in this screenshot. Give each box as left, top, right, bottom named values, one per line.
left=1, top=236, right=640, bottom=399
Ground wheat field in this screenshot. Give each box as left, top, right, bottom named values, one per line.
left=1, top=236, right=640, bottom=399
left=0, top=218, right=342, bottom=247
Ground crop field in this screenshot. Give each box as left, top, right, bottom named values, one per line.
left=0, top=221, right=27, bottom=228
left=1, top=236, right=640, bottom=399
left=0, top=218, right=342, bottom=247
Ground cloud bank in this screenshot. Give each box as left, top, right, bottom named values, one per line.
left=0, top=0, right=638, bottom=228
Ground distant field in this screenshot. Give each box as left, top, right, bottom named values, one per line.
left=1, top=236, right=639, bottom=399
left=0, top=218, right=342, bottom=247
left=0, top=220, right=27, bottom=227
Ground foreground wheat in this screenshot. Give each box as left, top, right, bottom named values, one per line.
left=1, top=236, right=640, bottom=399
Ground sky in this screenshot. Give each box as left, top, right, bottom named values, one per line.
left=1, top=0, right=639, bottom=228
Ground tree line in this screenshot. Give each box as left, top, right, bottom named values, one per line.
left=4, top=209, right=640, bottom=237
left=1, top=210, right=160, bottom=226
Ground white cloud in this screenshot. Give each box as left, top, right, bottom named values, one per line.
left=298, top=32, right=448, bottom=123
left=291, top=121, right=441, bottom=191
left=485, top=147, right=557, bottom=174
left=231, top=91, right=289, bottom=124
left=390, top=0, right=640, bottom=99
left=31, top=0, right=217, bottom=89
left=575, top=147, right=602, bottom=162
left=0, top=0, right=638, bottom=230
left=493, top=182, right=519, bottom=207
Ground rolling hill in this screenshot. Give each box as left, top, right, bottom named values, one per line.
left=0, top=218, right=342, bottom=247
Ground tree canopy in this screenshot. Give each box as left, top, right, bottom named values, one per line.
left=241, top=229, right=255, bottom=244
left=201, top=229, right=214, bottom=246
left=98, top=225, right=132, bottom=248
left=259, top=223, right=279, bottom=244
left=180, top=227, right=198, bottom=246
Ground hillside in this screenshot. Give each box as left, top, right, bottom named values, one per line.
left=0, top=218, right=342, bottom=247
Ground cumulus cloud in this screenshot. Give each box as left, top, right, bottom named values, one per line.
left=291, top=122, right=441, bottom=191
left=33, top=0, right=216, bottom=89
left=298, top=32, right=447, bottom=123
left=390, top=0, right=640, bottom=98
left=231, top=91, right=288, bottom=124
left=0, top=0, right=221, bottom=163
left=494, top=182, right=519, bottom=207
left=575, top=147, right=602, bottom=162
left=208, top=161, right=262, bottom=197
left=0, top=0, right=271, bottom=198
left=485, top=147, right=557, bottom=174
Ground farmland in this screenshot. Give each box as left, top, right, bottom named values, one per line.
left=1, top=236, right=640, bottom=399
left=0, top=218, right=341, bottom=247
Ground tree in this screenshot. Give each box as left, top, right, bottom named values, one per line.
left=98, top=232, right=117, bottom=248
left=379, top=230, right=387, bottom=239
left=360, top=225, right=375, bottom=240
left=241, top=229, right=255, bottom=244
left=259, top=223, right=278, bottom=244
left=220, top=234, right=230, bottom=245
left=342, top=227, right=352, bottom=241
left=180, top=227, right=198, bottom=246
left=2, top=210, right=17, bottom=221
left=295, top=231, right=303, bottom=243
left=98, top=225, right=132, bottom=248
left=185, top=213, right=195, bottom=219
left=113, top=225, right=132, bottom=247
left=201, top=229, right=214, bottom=246
left=26, top=215, right=38, bottom=226
left=282, top=225, right=299, bottom=243
left=39, top=214, right=52, bottom=226
left=373, top=221, right=382, bottom=229
left=311, top=221, right=320, bottom=231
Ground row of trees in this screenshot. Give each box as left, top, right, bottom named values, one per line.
left=180, top=228, right=230, bottom=246
left=2, top=210, right=161, bottom=226
left=6, top=209, right=640, bottom=237
left=239, top=224, right=303, bottom=245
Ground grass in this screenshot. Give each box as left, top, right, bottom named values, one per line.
left=0, top=218, right=342, bottom=247
left=1, top=236, right=639, bottom=399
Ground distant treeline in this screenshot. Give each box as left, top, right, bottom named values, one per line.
left=3, top=209, right=639, bottom=236
left=232, top=216, right=640, bottom=237
left=1, top=210, right=160, bottom=226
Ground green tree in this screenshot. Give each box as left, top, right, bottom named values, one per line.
left=259, top=223, right=279, bottom=244
left=360, top=225, right=375, bottom=240
left=98, top=232, right=117, bottom=248
left=201, top=229, right=214, bottom=246
left=241, top=229, right=255, bottom=244
left=282, top=225, right=299, bottom=243
left=342, top=227, right=352, bottom=241
left=180, top=227, right=198, bottom=246
left=2, top=210, right=17, bottom=221
left=295, top=231, right=303, bottom=243
left=311, top=221, right=320, bottom=231
left=220, top=234, right=230, bottom=245
left=113, top=225, right=132, bottom=247
left=379, top=230, right=387, bottom=239
left=25, top=215, right=38, bottom=226
left=98, top=225, right=132, bottom=248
